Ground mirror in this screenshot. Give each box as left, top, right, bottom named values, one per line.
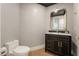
left=49, top=9, right=68, bottom=33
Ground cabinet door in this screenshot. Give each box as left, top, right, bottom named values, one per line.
left=45, top=34, right=60, bottom=54
left=53, top=40, right=66, bottom=55
left=53, top=40, right=61, bottom=53
left=58, top=36, right=71, bottom=55
left=45, top=34, right=58, bottom=51
left=62, top=41, right=70, bottom=55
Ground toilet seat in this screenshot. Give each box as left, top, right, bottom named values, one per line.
left=13, top=46, right=30, bottom=56
left=13, top=46, right=30, bottom=53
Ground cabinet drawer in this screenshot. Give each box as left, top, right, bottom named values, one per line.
left=45, top=34, right=58, bottom=38
left=45, top=34, right=58, bottom=40
left=58, top=35, right=71, bottom=42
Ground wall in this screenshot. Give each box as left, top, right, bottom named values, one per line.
left=20, top=4, right=47, bottom=47
left=0, top=3, right=47, bottom=49
left=0, top=4, right=1, bottom=49
left=73, top=3, right=79, bottom=55
left=0, top=3, right=76, bottom=53
left=1, top=3, right=20, bottom=46
left=73, top=3, right=79, bottom=43
left=46, top=3, right=74, bottom=55
left=46, top=3, right=73, bottom=35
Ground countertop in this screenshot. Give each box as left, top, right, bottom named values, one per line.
left=46, top=32, right=71, bottom=36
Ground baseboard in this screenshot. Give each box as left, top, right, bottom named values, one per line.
left=30, top=44, right=45, bottom=51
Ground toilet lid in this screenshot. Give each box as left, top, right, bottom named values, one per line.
left=13, top=46, right=30, bottom=53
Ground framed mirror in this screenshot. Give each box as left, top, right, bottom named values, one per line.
left=49, top=9, right=68, bottom=33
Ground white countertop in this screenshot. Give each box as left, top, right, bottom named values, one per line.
left=46, top=32, right=71, bottom=36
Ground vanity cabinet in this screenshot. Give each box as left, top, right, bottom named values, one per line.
left=45, top=33, right=71, bottom=56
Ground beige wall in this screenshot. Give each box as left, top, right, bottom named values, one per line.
left=73, top=3, right=79, bottom=55
left=1, top=3, right=74, bottom=48
left=20, top=4, right=47, bottom=47
left=46, top=3, right=79, bottom=55
left=1, top=3, right=79, bottom=55
left=0, top=4, right=1, bottom=48
left=1, top=3, right=20, bottom=46
left=1, top=3, right=47, bottom=48
left=73, top=3, right=79, bottom=42
left=46, top=3, right=73, bottom=34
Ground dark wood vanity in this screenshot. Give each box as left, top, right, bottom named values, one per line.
left=45, top=32, right=71, bottom=56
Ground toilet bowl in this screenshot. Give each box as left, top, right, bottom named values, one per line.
left=13, top=46, right=30, bottom=56
left=5, top=40, right=30, bottom=56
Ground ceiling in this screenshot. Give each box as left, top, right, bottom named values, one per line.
left=38, top=3, right=56, bottom=7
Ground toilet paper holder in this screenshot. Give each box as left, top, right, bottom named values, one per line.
left=0, top=47, right=7, bottom=56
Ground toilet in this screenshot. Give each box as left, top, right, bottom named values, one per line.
left=5, top=40, right=30, bottom=56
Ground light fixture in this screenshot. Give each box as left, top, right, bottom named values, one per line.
left=54, top=9, right=59, bottom=13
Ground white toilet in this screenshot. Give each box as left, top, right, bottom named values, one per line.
left=5, top=40, right=30, bottom=56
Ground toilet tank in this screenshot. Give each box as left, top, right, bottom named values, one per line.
left=5, top=40, right=19, bottom=54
